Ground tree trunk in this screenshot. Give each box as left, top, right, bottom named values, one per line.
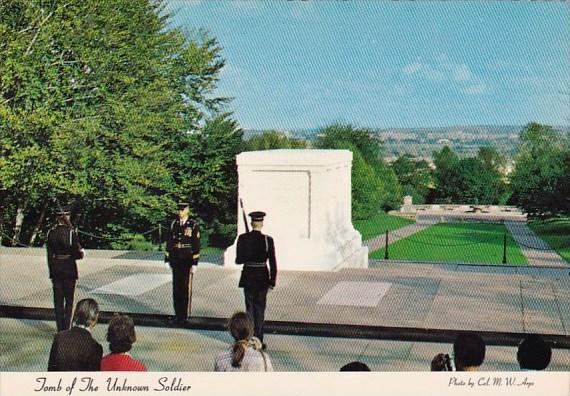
left=12, top=206, right=26, bottom=247
left=29, top=200, right=48, bottom=246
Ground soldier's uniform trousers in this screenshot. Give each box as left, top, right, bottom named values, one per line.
left=244, top=286, right=269, bottom=342
left=170, top=260, right=192, bottom=321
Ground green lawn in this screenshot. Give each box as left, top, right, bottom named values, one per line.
left=370, top=222, right=528, bottom=265
left=528, top=217, right=570, bottom=263
left=354, top=212, right=415, bottom=241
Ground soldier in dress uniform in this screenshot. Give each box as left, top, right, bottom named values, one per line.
left=165, top=202, right=200, bottom=325
left=46, top=205, right=84, bottom=332
left=235, top=211, right=277, bottom=349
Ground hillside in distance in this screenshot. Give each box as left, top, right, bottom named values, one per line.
left=244, top=125, right=570, bottom=159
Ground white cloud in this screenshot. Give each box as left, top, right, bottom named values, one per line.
left=453, top=64, right=472, bottom=82
left=436, top=53, right=449, bottom=62
left=403, top=63, right=422, bottom=75
left=462, top=83, right=491, bottom=95
left=403, top=60, right=477, bottom=86
left=402, top=63, right=444, bottom=80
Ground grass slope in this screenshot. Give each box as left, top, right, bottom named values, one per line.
left=370, top=222, right=527, bottom=265
left=354, top=212, right=415, bottom=241
left=528, top=217, right=570, bottom=263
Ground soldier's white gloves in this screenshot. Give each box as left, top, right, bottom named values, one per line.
left=190, top=265, right=198, bottom=274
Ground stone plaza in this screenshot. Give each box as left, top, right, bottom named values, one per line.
left=1, top=247, right=569, bottom=371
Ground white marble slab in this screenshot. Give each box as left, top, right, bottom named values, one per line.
left=317, top=281, right=391, bottom=307
left=90, top=274, right=171, bottom=296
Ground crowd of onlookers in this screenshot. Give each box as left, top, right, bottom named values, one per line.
left=429, top=332, right=552, bottom=372
left=46, top=298, right=553, bottom=372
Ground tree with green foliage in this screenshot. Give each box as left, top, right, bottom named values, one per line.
left=315, top=123, right=382, bottom=164
left=477, top=146, right=506, bottom=173
left=179, top=113, right=243, bottom=247
left=509, top=123, right=569, bottom=217
left=314, top=123, right=401, bottom=217
left=349, top=146, right=385, bottom=219
left=432, top=146, right=507, bottom=205
left=391, top=154, right=434, bottom=204
left=371, top=160, right=403, bottom=210
left=432, top=146, right=461, bottom=203
left=0, top=0, right=238, bottom=247
left=245, top=130, right=308, bottom=151
left=454, top=158, right=505, bottom=204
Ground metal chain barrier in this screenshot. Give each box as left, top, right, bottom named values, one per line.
left=512, top=238, right=557, bottom=251
left=389, top=228, right=561, bottom=251
left=0, top=231, right=34, bottom=248
left=76, top=226, right=159, bottom=242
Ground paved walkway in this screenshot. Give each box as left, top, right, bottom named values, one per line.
left=505, top=221, right=568, bottom=268
left=2, top=318, right=569, bottom=371
left=364, top=222, right=433, bottom=252
left=1, top=248, right=569, bottom=337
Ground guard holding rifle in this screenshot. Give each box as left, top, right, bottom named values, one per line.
left=235, top=210, right=277, bottom=349
left=165, top=202, right=200, bottom=325
left=46, top=205, right=84, bottom=332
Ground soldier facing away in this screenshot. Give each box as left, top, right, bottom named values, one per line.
left=165, top=202, right=200, bottom=325
left=235, top=211, right=277, bottom=349
left=46, top=205, right=84, bottom=332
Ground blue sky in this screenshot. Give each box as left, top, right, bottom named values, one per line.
left=165, top=1, right=570, bottom=129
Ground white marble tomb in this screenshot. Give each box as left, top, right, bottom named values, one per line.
left=223, top=149, right=368, bottom=271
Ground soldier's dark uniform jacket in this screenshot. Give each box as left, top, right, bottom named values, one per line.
left=166, top=218, right=200, bottom=265
left=235, top=230, right=277, bottom=289
left=47, top=224, right=83, bottom=280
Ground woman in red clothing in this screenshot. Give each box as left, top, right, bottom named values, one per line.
left=101, top=314, right=147, bottom=371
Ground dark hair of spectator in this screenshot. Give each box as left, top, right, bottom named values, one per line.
left=228, top=312, right=254, bottom=368
left=453, top=332, right=486, bottom=371
left=517, top=334, right=552, bottom=370
left=340, top=361, right=371, bottom=371
left=431, top=353, right=453, bottom=371
left=107, top=314, right=137, bottom=353
left=73, top=298, right=99, bottom=327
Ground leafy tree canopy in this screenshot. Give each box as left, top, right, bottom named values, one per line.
left=0, top=0, right=240, bottom=247
left=245, top=130, right=308, bottom=151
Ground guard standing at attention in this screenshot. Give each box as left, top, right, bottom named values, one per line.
left=46, top=205, right=85, bottom=332
left=235, top=211, right=277, bottom=349
left=165, top=202, right=200, bottom=325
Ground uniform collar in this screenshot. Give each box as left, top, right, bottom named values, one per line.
left=74, top=324, right=92, bottom=333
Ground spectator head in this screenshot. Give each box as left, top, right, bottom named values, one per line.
left=453, top=333, right=485, bottom=371
left=517, top=334, right=552, bottom=371
left=228, top=311, right=253, bottom=342
left=107, top=314, right=137, bottom=353
left=73, top=298, right=99, bottom=328
left=340, top=361, right=371, bottom=371
left=431, top=353, right=453, bottom=371
left=228, top=312, right=255, bottom=368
